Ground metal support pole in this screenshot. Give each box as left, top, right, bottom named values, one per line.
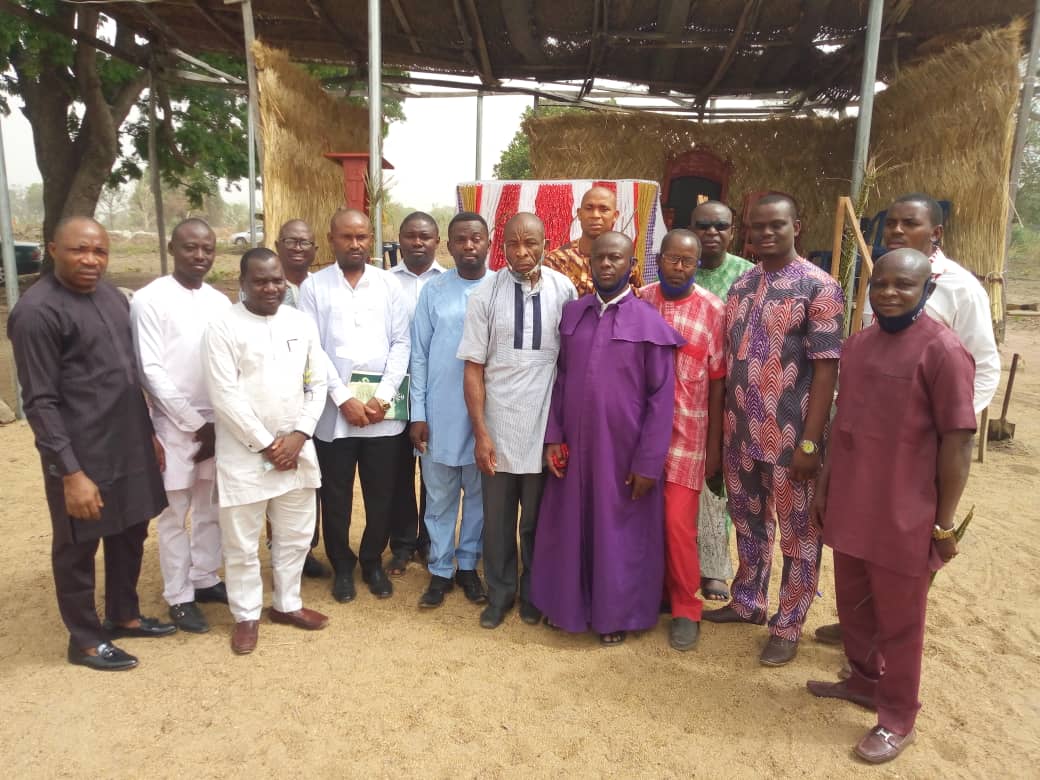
left=850, top=0, right=884, bottom=199
left=240, top=0, right=260, bottom=246
left=0, top=119, right=23, bottom=418
left=148, top=76, right=168, bottom=275
left=368, top=0, right=383, bottom=259
left=1004, top=0, right=1040, bottom=324
left=475, top=91, right=484, bottom=179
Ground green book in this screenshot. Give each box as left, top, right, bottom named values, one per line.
left=348, top=371, right=410, bottom=421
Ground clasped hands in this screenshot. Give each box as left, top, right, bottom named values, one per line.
left=339, top=397, right=388, bottom=428
left=544, top=442, right=657, bottom=500
left=262, top=431, right=308, bottom=471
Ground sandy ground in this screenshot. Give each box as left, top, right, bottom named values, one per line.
left=0, top=247, right=1038, bottom=777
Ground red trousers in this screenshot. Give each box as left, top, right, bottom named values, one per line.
left=664, top=482, right=702, bottom=621
left=834, top=550, right=930, bottom=736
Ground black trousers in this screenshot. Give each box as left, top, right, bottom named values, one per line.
left=53, top=520, right=148, bottom=649
left=389, top=430, right=428, bottom=559
left=481, top=471, right=546, bottom=609
left=316, top=435, right=398, bottom=574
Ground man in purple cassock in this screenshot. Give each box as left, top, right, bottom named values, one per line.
left=531, top=231, right=683, bottom=646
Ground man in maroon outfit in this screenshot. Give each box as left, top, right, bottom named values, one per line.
left=806, top=249, right=975, bottom=764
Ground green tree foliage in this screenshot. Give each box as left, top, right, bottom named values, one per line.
left=493, top=104, right=591, bottom=180
left=0, top=2, right=406, bottom=251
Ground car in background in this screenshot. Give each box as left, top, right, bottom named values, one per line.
left=231, top=229, right=264, bottom=246
left=0, top=241, right=43, bottom=284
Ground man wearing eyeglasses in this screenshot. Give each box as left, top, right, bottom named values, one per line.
left=641, top=229, right=726, bottom=652
left=689, top=201, right=754, bottom=603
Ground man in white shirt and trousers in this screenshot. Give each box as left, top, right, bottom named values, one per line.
left=299, top=208, right=411, bottom=604
left=131, top=218, right=230, bottom=634
left=203, top=248, right=331, bottom=655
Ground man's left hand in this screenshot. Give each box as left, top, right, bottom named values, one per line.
left=705, top=448, right=722, bottom=481
left=935, top=535, right=959, bottom=563
left=193, top=422, right=216, bottom=463
left=625, top=472, right=656, bottom=500
left=152, top=435, right=166, bottom=473
left=789, top=449, right=820, bottom=482
left=364, top=398, right=387, bottom=424
left=264, top=433, right=306, bottom=471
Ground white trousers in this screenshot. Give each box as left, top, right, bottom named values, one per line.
left=157, top=480, right=222, bottom=606
left=219, top=488, right=316, bottom=622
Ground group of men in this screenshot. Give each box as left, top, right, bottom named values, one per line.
left=9, top=183, right=996, bottom=766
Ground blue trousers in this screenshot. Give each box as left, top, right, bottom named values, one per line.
left=422, top=459, right=484, bottom=579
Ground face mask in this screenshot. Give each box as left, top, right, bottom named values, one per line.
left=506, top=257, right=542, bottom=283
left=657, top=268, right=697, bottom=298
left=593, top=266, right=632, bottom=298
left=875, top=281, right=935, bottom=333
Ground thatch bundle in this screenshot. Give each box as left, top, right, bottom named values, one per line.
left=528, top=22, right=1023, bottom=323
left=254, top=42, right=369, bottom=268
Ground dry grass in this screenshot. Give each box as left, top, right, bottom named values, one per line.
left=527, top=22, right=1023, bottom=326
left=255, top=42, right=369, bottom=269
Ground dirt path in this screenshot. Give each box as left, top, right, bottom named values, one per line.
left=0, top=254, right=1038, bottom=776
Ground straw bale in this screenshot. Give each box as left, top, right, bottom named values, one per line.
left=528, top=22, right=1023, bottom=322
left=254, top=42, right=369, bottom=268
left=528, top=112, right=853, bottom=255
left=868, top=21, right=1024, bottom=318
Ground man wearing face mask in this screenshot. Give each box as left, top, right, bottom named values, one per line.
left=531, top=231, right=683, bottom=647
left=641, top=229, right=726, bottom=651
left=807, top=249, right=975, bottom=764
left=457, top=212, right=577, bottom=629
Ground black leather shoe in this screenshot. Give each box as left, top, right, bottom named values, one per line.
left=68, top=640, right=138, bottom=671
left=362, top=567, right=393, bottom=599
left=419, top=575, right=454, bottom=608
left=103, top=616, right=178, bottom=638
left=168, top=602, right=210, bottom=634
left=519, top=600, right=542, bottom=625
left=302, top=553, right=330, bottom=579
left=480, top=604, right=511, bottom=629
left=332, top=569, right=356, bottom=603
left=194, top=582, right=229, bottom=604
left=455, top=570, right=488, bottom=604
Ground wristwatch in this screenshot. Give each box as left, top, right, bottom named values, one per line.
left=378, top=400, right=392, bottom=412
left=932, top=524, right=956, bottom=541
left=798, top=439, right=818, bottom=455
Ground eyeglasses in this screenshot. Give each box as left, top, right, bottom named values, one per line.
left=279, top=238, right=316, bottom=249
left=693, top=220, right=731, bottom=232
left=660, top=254, right=698, bottom=269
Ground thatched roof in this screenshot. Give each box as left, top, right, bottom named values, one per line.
left=103, top=1, right=1034, bottom=109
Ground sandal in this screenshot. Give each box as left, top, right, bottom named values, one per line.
left=599, top=631, right=626, bottom=646
left=701, top=578, right=730, bottom=601
left=386, top=555, right=409, bottom=577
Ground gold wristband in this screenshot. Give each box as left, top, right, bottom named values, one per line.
left=932, top=524, right=956, bottom=541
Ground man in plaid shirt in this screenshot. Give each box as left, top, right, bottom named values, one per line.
left=641, top=229, right=726, bottom=651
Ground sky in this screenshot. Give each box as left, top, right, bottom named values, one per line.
left=0, top=91, right=533, bottom=213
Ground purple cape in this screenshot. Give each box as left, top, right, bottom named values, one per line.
left=530, top=292, right=684, bottom=633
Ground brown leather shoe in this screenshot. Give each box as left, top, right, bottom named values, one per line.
left=854, top=726, right=916, bottom=764
left=701, top=604, right=766, bottom=625
left=231, top=620, right=259, bottom=654
left=806, top=679, right=876, bottom=711
left=759, top=635, right=799, bottom=666
left=270, top=607, right=329, bottom=631
left=814, top=622, right=843, bottom=645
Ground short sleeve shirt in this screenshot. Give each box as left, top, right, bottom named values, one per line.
left=697, top=253, right=755, bottom=302
left=642, top=283, right=726, bottom=490
left=724, top=258, right=844, bottom=465
left=823, top=316, right=976, bottom=575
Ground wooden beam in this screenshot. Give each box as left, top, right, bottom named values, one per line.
left=461, top=0, right=497, bottom=85
left=306, top=0, right=365, bottom=66
left=500, top=0, right=543, bottom=64
left=0, top=0, right=147, bottom=67
left=792, top=0, right=914, bottom=108
left=192, top=0, right=242, bottom=50
left=651, top=0, right=694, bottom=85
left=580, top=0, right=609, bottom=99
left=136, top=4, right=192, bottom=52
left=696, top=0, right=762, bottom=107
left=388, top=0, right=422, bottom=54
left=756, top=0, right=832, bottom=88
